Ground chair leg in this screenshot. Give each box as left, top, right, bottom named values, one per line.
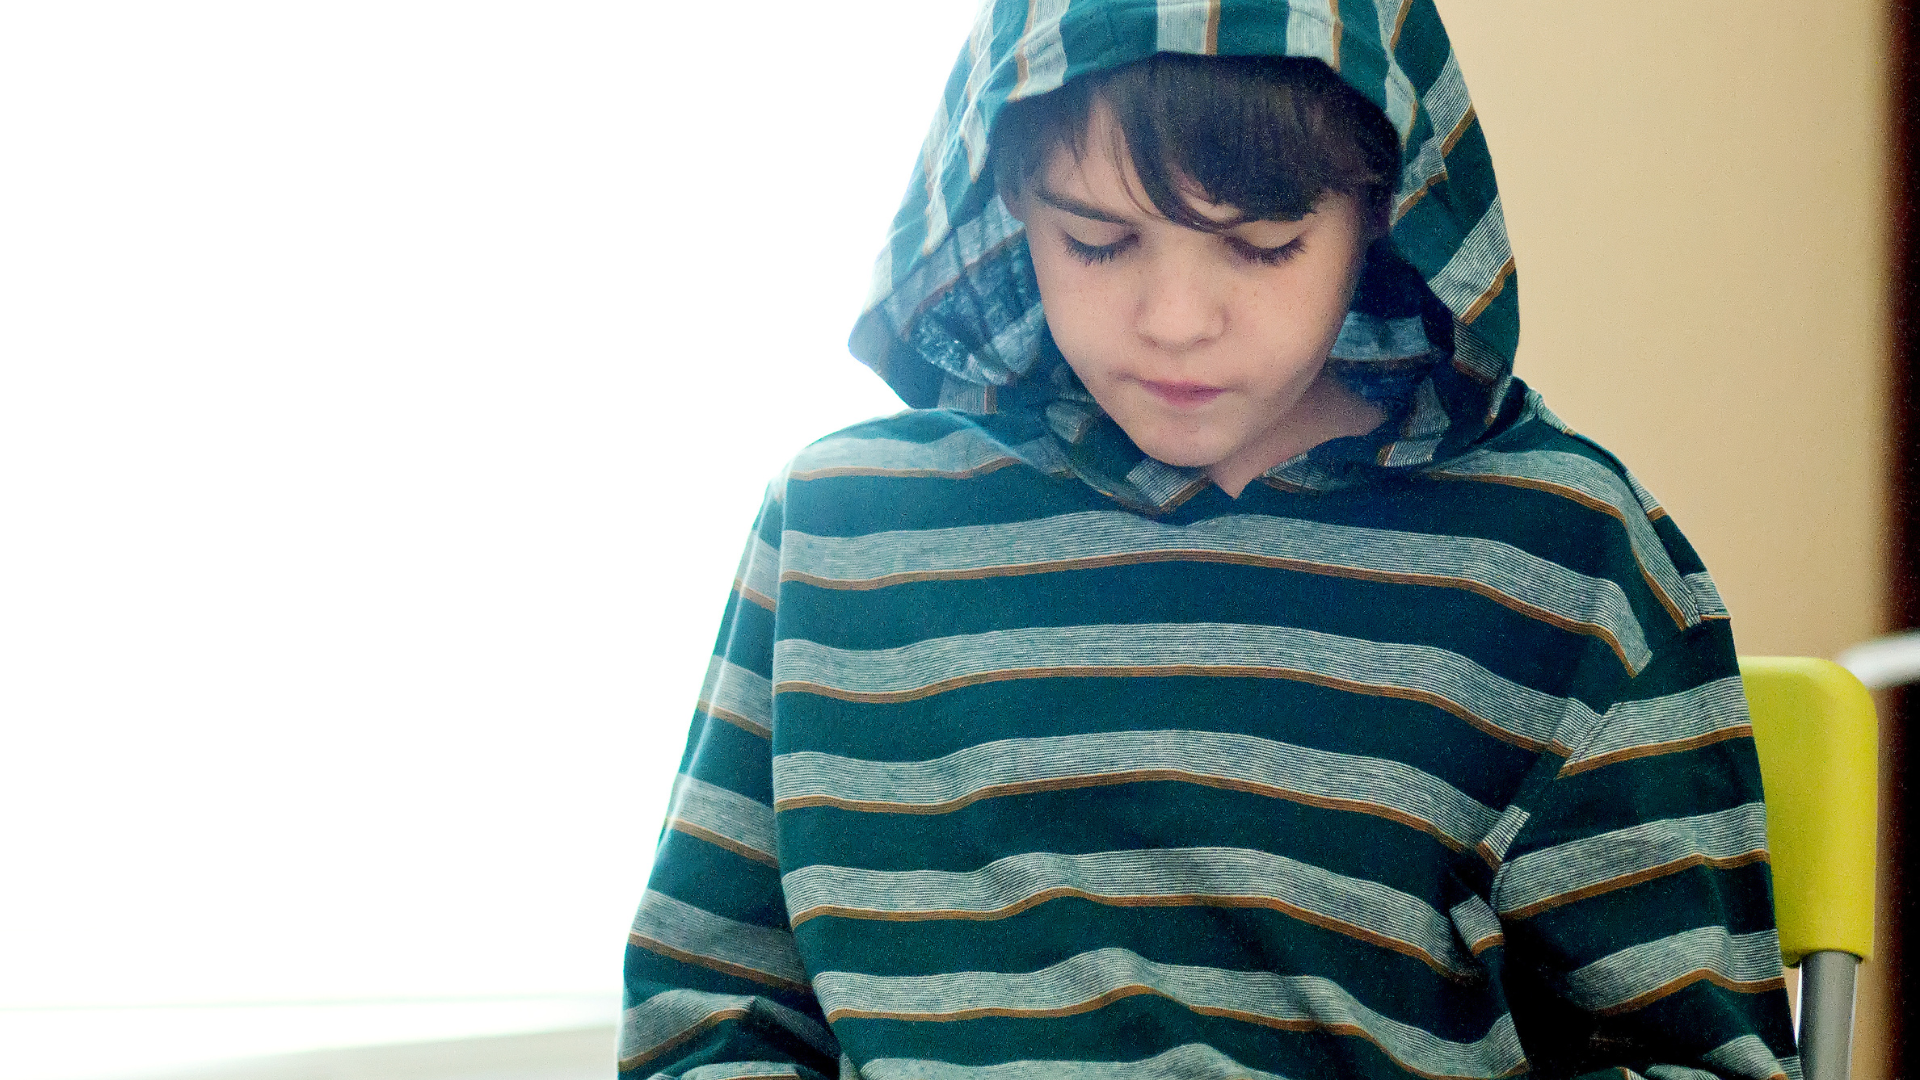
left=1798, top=950, right=1860, bottom=1080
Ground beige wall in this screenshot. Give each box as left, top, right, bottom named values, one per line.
left=1431, top=0, right=1896, bottom=1071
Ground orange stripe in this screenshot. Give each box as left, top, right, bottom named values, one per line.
left=699, top=700, right=771, bottom=740
left=780, top=665, right=1549, bottom=752
left=1503, top=849, right=1769, bottom=921
left=1593, top=968, right=1788, bottom=1017
left=1557, top=723, right=1753, bottom=778
left=788, top=456, right=1020, bottom=482
left=627, top=932, right=809, bottom=995
left=1458, top=254, right=1515, bottom=326
left=793, top=888, right=1474, bottom=981
left=828, top=985, right=1526, bottom=1080
left=785, top=550, right=1637, bottom=674
left=666, top=819, right=779, bottom=868
left=777, top=767, right=1467, bottom=850
left=616, top=1005, right=749, bottom=1073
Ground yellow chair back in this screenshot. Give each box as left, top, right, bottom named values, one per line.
left=1738, top=656, right=1877, bottom=965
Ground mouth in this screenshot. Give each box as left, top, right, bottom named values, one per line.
left=1138, top=380, right=1226, bottom=407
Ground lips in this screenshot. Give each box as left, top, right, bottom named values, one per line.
left=1138, top=380, right=1226, bottom=407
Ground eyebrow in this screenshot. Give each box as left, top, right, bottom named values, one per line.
left=1032, top=184, right=1255, bottom=229
left=1032, top=186, right=1137, bottom=225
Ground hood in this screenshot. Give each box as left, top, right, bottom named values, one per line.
left=848, top=0, right=1517, bottom=490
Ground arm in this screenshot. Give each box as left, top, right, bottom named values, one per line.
left=1488, top=618, right=1801, bottom=1079
left=621, top=488, right=842, bottom=1080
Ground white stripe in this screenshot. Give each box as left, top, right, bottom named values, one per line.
left=1434, top=446, right=1696, bottom=628
left=1493, top=803, right=1769, bottom=916
left=736, top=535, right=781, bottom=605
left=1567, top=926, right=1782, bottom=1012
left=630, top=890, right=809, bottom=987
left=814, top=947, right=1525, bottom=1079
left=1568, top=677, right=1750, bottom=769
left=619, top=989, right=834, bottom=1068
left=1704, top=1033, right=1795, bottom=1080
left=1426, top=196, right=1511, bottom=319
left=775, top=623, right=1592, bottom=750
left=773, top=728, right=1499, bottom=849
left=783, top=846, right=1475, bottom=977
left=861, top=1043, right=1292, bottom=1080
left=1285, top=0, right=1338, bottom=65
left=1014, top=0, right=1071, bottom=100
left=1155, top=0, right=1212, bottom=53
left=699, top=655, right=773, bottom=735
left=666, top=773, right=776, bottom=860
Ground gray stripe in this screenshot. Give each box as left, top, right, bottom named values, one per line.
left=1493, top=803, right=1769, bottom=917
left=1155, top=0, right=1212, bottom=53
left=1449, top=895, right=1503, bottom=954
left=790, top=428, right=1061, bottom=480
left=813, top=947, right=1525, bottom=1080
left=790, top=430, right=1012, bottom=478
left=1427, top=197, right=1511, bottom=319
left=1645, top=1068, right=1719, bottom=1080
left=1704, top=1034, right=1795, bottom=1080
left=735, top=535, right=781, bottom=606
left=1433, top=448, right=1696, bottom=629
left=620, top=989, right=833, bottom=1069
left=1393, top=50, right=1470, bottom=212
left=783, top=847, right=1474, bottom=978
left=1567, top=926, right=1782, bottom=1013
left=782, top=510, right=1649, bottom=672
left=1014, top=0, right=1071, bottom=100
left=682, top=1063, right=806, bottom=1080
left=666, top=773, right=776, bottom=861
left=773, top=729, right=1498, bottom=849
left=861, top=1043, right=1291, bottom=1080
left=774, top=623, right=1590, bottom=750
left=1686, top=571, right=1729, bottom=618
left=1284, top=0, right=1337, bottom=64
left=1478, top=806, right=1529, bottom=864
left=700, top=655, right=773, bottom=736
left=631, top=890, right=809, bottom=988
left=1569, top=677, right=1750, bottom=769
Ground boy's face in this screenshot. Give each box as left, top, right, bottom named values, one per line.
left=1018, top=104, right=1382, bottom=496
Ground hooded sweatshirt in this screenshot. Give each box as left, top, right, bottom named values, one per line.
left=620, top=3, right=1799, bottom=1078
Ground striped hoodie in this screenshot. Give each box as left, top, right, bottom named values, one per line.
left=621, top=2, right=1799, bottom=1078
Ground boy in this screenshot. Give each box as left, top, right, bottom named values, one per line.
left=621, top=2, right=1798, bottom=1078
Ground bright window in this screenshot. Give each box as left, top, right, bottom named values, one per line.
left=0, top=2, right=978, bottom=1075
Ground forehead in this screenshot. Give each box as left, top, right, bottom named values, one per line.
left=1037, top=101, right=1248, bottom=226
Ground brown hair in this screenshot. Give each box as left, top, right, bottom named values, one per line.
left=991, top=54, right=1400, bottom=228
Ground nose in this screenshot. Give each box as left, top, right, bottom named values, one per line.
left=1134, top=253, right=1226, bottom=352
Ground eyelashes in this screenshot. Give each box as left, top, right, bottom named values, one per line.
left=1060, top=232, right=1305, bottom=267
left=1062, top=234, right=1136, bottom=264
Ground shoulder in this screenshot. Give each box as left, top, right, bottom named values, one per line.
left=783, top=408, right=1064, bottom=483
left=1420, top=389, right=1727, bottom=645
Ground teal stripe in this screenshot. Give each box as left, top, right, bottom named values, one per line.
left=700, top=656, right=774, bottom=737
left=772, top=729, right=1497, bottom=848
left=860, top=1043, right=1291, bottom=1080
left=667, top=774, right=777, bottom=862
left=1493, top=804, right=1769, bottom=918
left=630, top=890, right=810, bottom=988
left=791, top=428, right=1058, bottom=480
left=1566, top=926, right=1782, bottom=1013
left=620, top=989, right=833, bottom=1070
left=783, top=846, right=1475, bottom=977
left=812, top=947, right=1526, bottom=1079
left=781, top=509, right=1651, bottom=671
left=1568, top=677, right=1750, bottom=771
left=774, top=623, right=1592, bottom=750
left=1432, top=448, right=1696, bottom=627
left=1703, top=1035, right=1796, bottom=1080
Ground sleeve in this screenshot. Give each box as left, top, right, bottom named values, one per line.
left=1486, top=616, right=1802, bottom=1080
left=620, top=486, right=842, bottom=1080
